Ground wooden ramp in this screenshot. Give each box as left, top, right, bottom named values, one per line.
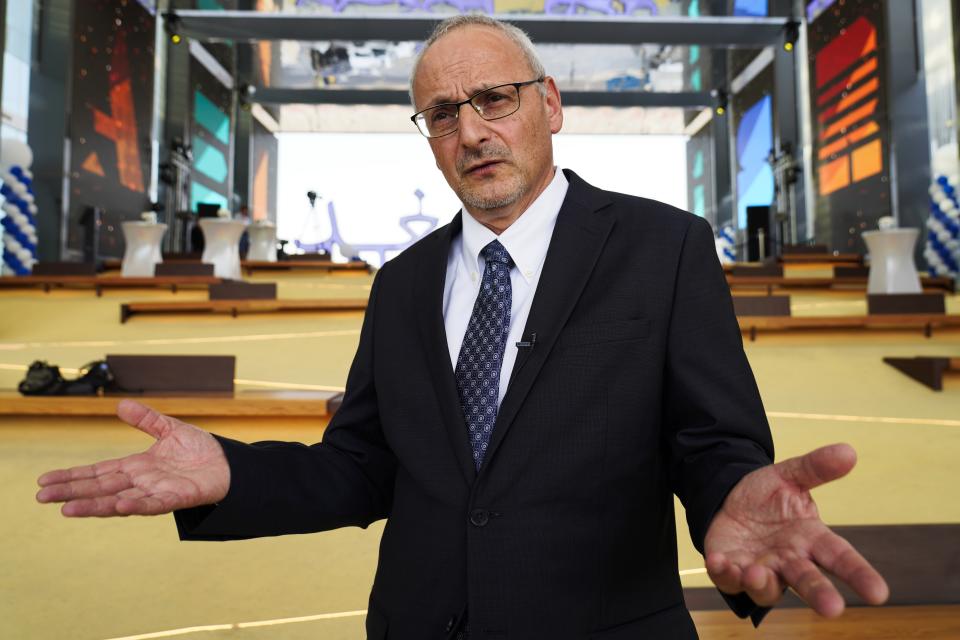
left=120, top=297, right=369, bottom=322
left=242, top=259, right=371, bottom=275
left=0, top=275, right=221, bottom=296
left=0, top=389, right=342, bottom=417
left=738, top=314, right=960, bottom=341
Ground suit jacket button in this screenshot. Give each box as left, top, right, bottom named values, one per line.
left=445, top=616, right=456, bottom=632
left=470, top=508, right=489, bottom=527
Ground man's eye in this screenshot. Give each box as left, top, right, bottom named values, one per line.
left=431, top=110, right=452, bottom=123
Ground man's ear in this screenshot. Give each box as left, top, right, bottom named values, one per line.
left=543, top=76, right=563, bottom=134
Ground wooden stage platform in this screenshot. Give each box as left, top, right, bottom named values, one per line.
left=693, top=605, right=960, bottom=639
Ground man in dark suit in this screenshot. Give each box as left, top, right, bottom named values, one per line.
left=37, top=15, right=888, bottom=639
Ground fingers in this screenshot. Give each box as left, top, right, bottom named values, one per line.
left=812, top=532, right=890, bottom=606
left=707, top=553, right=785, bottom=607
left=116, top=399, right=175, bottom=440
left=777, top=443, right=857, bottom=491
left=781, top=557, right=845, bottom=618
left=36, top=471, right=133, bottom=504
left=37, top=457, right=123, bottom=488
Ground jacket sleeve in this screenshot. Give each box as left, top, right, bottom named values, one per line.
left=174, top=265, right=396, bottom=540
left=661, top=216, right=775, bottom=623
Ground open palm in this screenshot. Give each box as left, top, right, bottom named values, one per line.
left=36, top=400, right=230, bottom=517
left=704, top=443, right=889, bottom=617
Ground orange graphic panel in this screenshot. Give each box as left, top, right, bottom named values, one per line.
left=819, top=156, right=850, bottom=196
left=89, top=30, right=144, bottom=193
left=818, top=77, right=879, bottom=123
left=820, top=99, right=877, bottom=141
left=253, top=152, right=269, bottom=222
left=851, top=139, right=883, bottom=183
left=817, top=57, right=878, bottom=107
left=81, top=152, right=105, bottom=177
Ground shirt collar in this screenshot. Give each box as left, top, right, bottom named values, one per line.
left=459, top=167, right=569, bottom=285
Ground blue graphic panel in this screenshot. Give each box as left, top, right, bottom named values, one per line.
left=194, top=91, right=230, bottom=145
left=736, top=94, right=774, bottom=228
left=733, top=0, right=768, bottom=16
left=191, top=181, right=228, bottom=211
left=192, top=135, right=229, bottom=183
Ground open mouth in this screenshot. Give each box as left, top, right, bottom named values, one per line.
left=465, top=160, right=502, bottom=175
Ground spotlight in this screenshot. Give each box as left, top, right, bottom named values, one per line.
left=784, top=20, right=799, bottom=53
left=164, top=12, right=183, bottom=45
left=710, top=88, right=728, bottom=116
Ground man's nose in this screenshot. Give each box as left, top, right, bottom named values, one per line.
left=457, top=103, right=492, bottom=147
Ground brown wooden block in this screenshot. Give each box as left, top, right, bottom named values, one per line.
left=31, top=262, right=98, bottom=276
left=868, top=293, right=946, bottom=315
left=209, top=282, right=277, bottom=301
left=731, top=264, right=784, bottom=277
left=883, top=356, right=953, bottom=391
left=106, top=355, right=235, bottom=394
left=155, top=262, right=215, bottom=276
left=732, top=295, right=791, bottom=317
left=285, top=253, right=331, bottom=262
left=834, top=265, right=871, bottom=279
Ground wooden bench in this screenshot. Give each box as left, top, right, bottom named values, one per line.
left=120, top=297, right=368, bottom=322
left=726, top=275, right=955, bottom=294
left=0, top=389, right=342, bottom=417
left=738, top=314, right=960, bottom=341
left=242, top=260, right=372, bottom=275
left=0, top=275, right=222, bottom=296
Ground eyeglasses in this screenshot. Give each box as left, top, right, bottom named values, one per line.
left=411, top=78, right=545, bottom=139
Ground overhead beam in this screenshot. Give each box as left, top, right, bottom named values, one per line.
left=170, top=11, right=789, bottom=47
left=253, top=87, right=716, bottom=108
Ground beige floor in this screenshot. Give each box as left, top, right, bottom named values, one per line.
left=1, top=273, right=958, bottom=639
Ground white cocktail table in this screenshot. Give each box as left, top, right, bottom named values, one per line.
left=199, top=219, right=246, bottom=280
left=862, top=228, right=922, bottom=294
left=121, top=222, right=167, bottom=278
left=246, top=223, right=277, bottom=262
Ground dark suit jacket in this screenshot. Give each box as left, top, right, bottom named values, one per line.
left=176, top=170, right=775, bottom=639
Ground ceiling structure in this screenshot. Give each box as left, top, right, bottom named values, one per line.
left=168, top=3, right=790, bottom=133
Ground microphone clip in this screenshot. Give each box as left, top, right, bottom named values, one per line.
left=515, top=332, right=537, bottom=349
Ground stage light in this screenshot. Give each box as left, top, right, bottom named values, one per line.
left=710, top=88, right=728, bottom=116
left=784, top=21, right=799, bottom=53
left=164, top=12, right=183, bottom=46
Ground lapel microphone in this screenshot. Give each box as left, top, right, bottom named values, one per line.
left=515, top=332, right=537, bottom=350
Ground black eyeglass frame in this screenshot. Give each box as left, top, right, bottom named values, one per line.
left=410, top=77, right=546, bottom=139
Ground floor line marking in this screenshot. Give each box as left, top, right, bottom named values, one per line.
left=768, top=411, right=960, bottom=428
left=101, top=610, right=368, bottom=640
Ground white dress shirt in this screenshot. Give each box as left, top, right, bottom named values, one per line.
left=443, top=168, right=569, bottom=408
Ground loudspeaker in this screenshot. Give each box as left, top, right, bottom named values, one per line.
left=746, top=205, right=772, bottom=262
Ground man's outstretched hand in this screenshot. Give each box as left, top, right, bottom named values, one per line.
left=704, top=443, right=889, bottom=618
left=36, top=400, right=230, bottom=517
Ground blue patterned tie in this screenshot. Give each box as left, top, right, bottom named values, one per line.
left=455, top=239, right=514, bottom=470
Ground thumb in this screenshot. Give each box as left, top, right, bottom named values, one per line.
left=777, top=442, right=857, bottom=491
left=116, top=399, right=176, bottom=440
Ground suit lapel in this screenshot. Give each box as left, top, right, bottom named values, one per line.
left=482, top=170, right=615, bottom=473
left=415, top=213, right=477, bottom=484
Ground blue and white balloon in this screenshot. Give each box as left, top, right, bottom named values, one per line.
left=0, top=139, right=38, bottom=275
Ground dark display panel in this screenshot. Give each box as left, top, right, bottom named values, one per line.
left=686, top=125, right=716, bottom=224
left=67, top=1, right=155, bottom=256
left=807, top=0, right=890, bottom=252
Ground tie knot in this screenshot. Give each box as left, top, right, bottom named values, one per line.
left=481, top=240, right=513, bottom=269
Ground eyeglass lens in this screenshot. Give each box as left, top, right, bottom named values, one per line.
left=418, top=85, right=520, bottom=137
